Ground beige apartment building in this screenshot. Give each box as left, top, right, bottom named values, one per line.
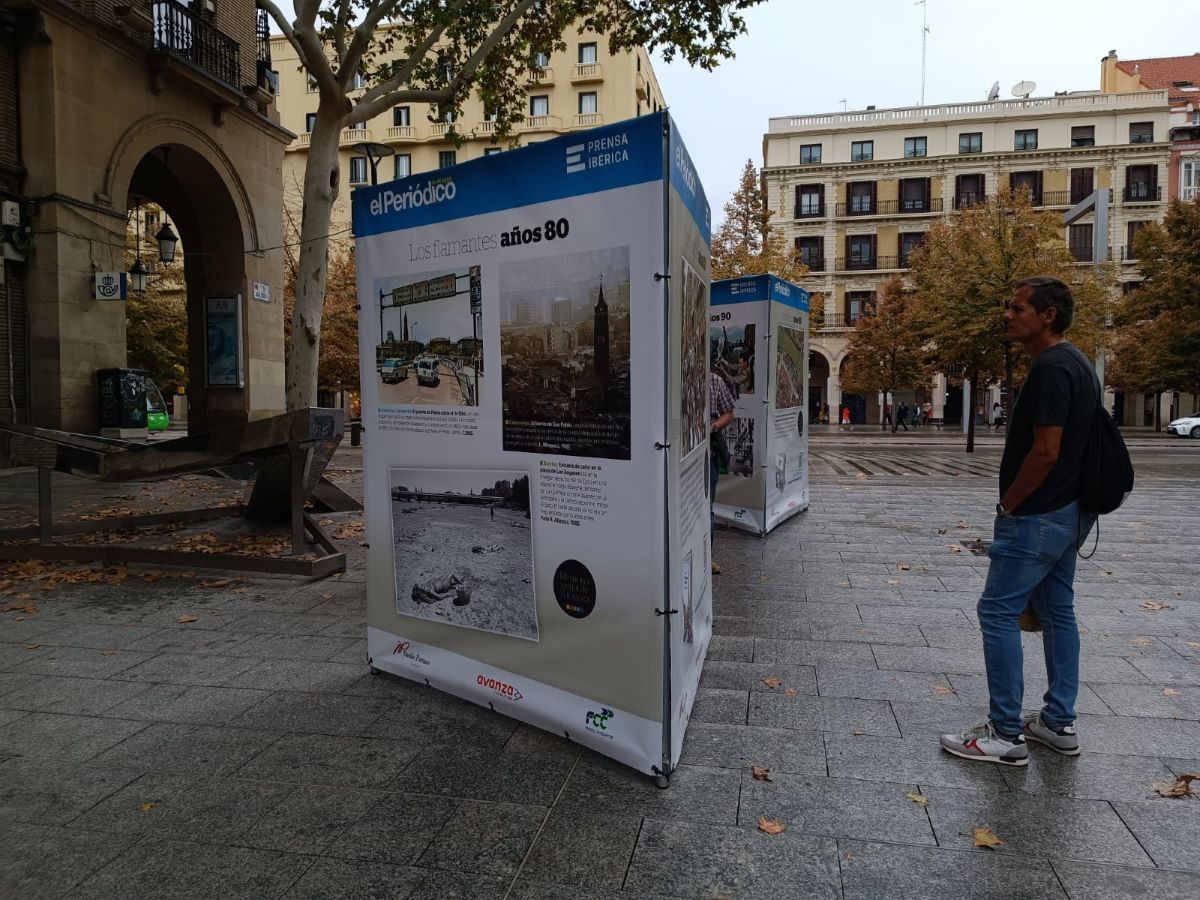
left=763, top=89, right=1171, bottom=427
left=272, top=26, right=667, bottom=236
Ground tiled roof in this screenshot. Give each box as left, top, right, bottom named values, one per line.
left=1116, top=53, right=1200, bottom=101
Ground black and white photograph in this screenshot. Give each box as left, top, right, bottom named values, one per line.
left=500, top=247, right=631, bottom=459
left=775, top=324, right=806, bottom=410
left=710, top=322, right=755, bottom=397
left=373, top=267, right=484, bottom=406
left=730, top=416, right=755, bottom=477
left=680, top=259, right=708, bottom=457
left=774, top=453, right=786, bottom=491
left=389, top=467, right=537, bottom=641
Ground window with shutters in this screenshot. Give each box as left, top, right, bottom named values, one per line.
left=795, top=236, right=824, bottom=270
left=899, top=177, right=931, bottom=212
left=1124, top=164, right=1158, bottom=201
left=1125, top=221, right=1148, bottom=259
left=954, top=173, right=985, bottom=208
left=796, top=184, right=824, bottom=218
left=1010, top=171, right=1042, bottom=205
left=848, top=181, right=875, bottom=215
left=1068, top=223, right=1093, bottom=262
left=846, top=234, right=876, bottom=270
left=1069, top=168, right=1094, bottom=205
left=845, top=290, right=874, bottom=325
left=899, top=232, right=924, bottom=267
left=1071, top=125, right=1095, bottom=147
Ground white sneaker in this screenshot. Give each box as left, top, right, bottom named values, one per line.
left=1023, top=714, right=1080, bottom=756
left=939, top=721, right=1028, bottom=766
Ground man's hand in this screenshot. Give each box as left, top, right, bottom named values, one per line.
left=712, top=411, right=734, bottom=433
left=1000, top=424, right=1062, bottom=513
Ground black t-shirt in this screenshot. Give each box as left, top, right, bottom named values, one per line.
left=999, top=342, right=1099, bottom=515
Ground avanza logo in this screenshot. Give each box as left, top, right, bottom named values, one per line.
left=392, top=640, right=431, bottom=667
left=585, top=707, right=614, bottom=739
left=477, top=674, right=524, bottom=701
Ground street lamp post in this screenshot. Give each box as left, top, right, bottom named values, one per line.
left=351, top=141, right=395, bottom=187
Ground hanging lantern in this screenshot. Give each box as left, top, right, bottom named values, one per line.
left=155, top=221, right=179, bottom=264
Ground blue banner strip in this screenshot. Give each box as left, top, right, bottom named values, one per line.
left=352, top=114, right=665, bottom=237
left=712, top=274, right=809, bottom=312
left=667, top=113, right=711, bottom=244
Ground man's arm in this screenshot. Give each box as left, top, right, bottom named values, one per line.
left=1000, top=424, right=1062, bottom=513
left=712, top=410, right=734, bottom=432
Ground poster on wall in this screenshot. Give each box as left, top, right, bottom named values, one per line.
left=353, top=112, right=711, bottom=779
left=710, top=275, right=809, bottom=534
left=205, top=295, right=244, bottom=388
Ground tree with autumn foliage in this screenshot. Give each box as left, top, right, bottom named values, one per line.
left=907, top=186, right=1113, bottom=451
left=839, top=275, right=928, bottom=426
left=124, top=215, right=188, bottom=394
left=260, top=0, right=769, bottom=411
left=284, top=243, right=361, bottom=395
left=1109, top=200, right=1200, bottom=420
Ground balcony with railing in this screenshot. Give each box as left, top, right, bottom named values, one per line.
left=835, top=255, right=901, bottom=272
left=1124, top=184, right=1162, bottom=203
left=575, top=113, right=604, bottom=127
left=340, top=127, right=373, bottom=145
left=572, top=63, right=604, bottom=82
left=1183, top=186, right=1199, bottom=202
left=818, top=313, right=856, bottom=329
left=794, top=204, right=825, bottom=219
left=151, top=0, right=241, bottom=91
left=798, top=257, right=826, bottom=274
left=530, top=67, right=554, bottom=85
left=835, top=197, right=944, bottom=217
left=429, top=122, right=453, bottom=138
left=386, top=125, right=419, bottom=141
left=523, top=115, right=562, bottom=131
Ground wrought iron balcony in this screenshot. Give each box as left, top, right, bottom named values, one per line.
left=835, top=197, right=944, bottom=216
left=797, top=256, right=826, bottom=273
left=834, top=255, right=901, bottom=272
left=1123, top=184, right=1161, bottom=202
left=794, top=204, right=825, bottom=219
left=953, top=193, right=988, bottom=209
left=151, top=0, right=241, bottom=91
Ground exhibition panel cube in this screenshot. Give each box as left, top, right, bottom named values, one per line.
left=352, top=112, right=712, bottom=779
left=710, top=274, right=811, bottom=534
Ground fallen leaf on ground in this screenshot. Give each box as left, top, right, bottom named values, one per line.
left=198, top=578, right=240, bottom=589
left=852, top=730, right=865, bottom=736
left=898, top=564, right=911, bottom=572
left=322, top=592, right=333, bottom=600
left=1152, top=773, right=1200, bottom=798
left=933, top=684, right=956, bottom=695
left=2, top=602, right=38, bottom=614
left=1139, top=602, right=1173, bottom=611
left=784, top=688, right=797, bottom=697
left=138, top=802, right=157, bottom=812
left=22, top=644, right=39, bottom=650
left=970, top=827, right=1005, bottom=849
left=761, top=676, right=782, bottom=689
left=1187, top=642, right=1200, bottom=650
left=905, top=790, right=929, bottom=807
left=1163, top=688, right=1181, bottom=697
left=947, top=545, right=963, bottom=554
left=751, top=765, right=772, bottom=782
left=175, top=614, right=198, bottom=624
left=100, top=650, right=118, bottom=656
left=757, top=816, right=785, bottom=835
left=855, top=473, right=868, bottom=480
left=886, top=579, right=900, bottom=586
left=1131, top=637, right=1154, bottom=647
left=937, top=528, right=948, bottom=535
left=759, top=576, right=769, bottom=582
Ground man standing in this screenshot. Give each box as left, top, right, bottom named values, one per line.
left=709, top=371, right=736, bottom=575
left=941, top=277, right=1098, bottom=766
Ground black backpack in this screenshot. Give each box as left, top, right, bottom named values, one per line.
left=1078, top=406, right=1134, bottom=515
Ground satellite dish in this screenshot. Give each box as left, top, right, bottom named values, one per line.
left=987, top=81, right=1000, bottom=101
left=1011, top=80, right=1036, bottom=99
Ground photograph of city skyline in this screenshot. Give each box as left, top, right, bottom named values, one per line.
left=499, top=246, right=632, bottom=460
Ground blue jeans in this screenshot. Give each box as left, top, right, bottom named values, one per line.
left=977, top=502, right=1096, bottom=736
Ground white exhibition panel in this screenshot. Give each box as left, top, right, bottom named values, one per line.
left=352, top=113, right=711, bottom=778
left=711, top=275, right=811, bottom=535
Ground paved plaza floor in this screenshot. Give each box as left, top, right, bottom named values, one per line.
left=1, top=436, right=1199, bottom=898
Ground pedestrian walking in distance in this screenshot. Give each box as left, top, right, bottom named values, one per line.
left=894, top=401, right=908, bottom=432
left=941, top=277, right=1099, bottom=766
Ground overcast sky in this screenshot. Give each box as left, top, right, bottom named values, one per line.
left=270, top=1, right=1197, bottom=225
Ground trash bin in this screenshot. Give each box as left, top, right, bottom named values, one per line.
left=350, top=419, right=362, bottom=447
left=96, top=368, right=148, bottom=431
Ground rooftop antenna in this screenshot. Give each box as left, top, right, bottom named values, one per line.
left=1011, top=79, right=1037, bottom=99
left=987, top=80, right=1000, bottom=101
left=839, top=98, right=847, bottom=112
left=916, top=0, right=930, bottom=105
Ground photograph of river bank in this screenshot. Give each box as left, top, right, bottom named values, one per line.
left=389, top=468, right=537, bottom=641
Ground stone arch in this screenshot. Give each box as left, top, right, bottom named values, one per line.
left=102, top=116, right=260, bottom=251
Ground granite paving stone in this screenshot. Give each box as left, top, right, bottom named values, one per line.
left=66, top=838, right=308, bottom=900
left=220, top=632, right=360, bottom=661
left=229, top=690, right=391, bottom=736
left=705, top=635, right=754, bottom=661
left=556, top=759, right=740, bottom=825
left=365, top=698, right=520, bottom=749
left=680, top=723, right=827, bottom=775
left=738, top=771, right=937, bottom=845
left=0, top=674, right=154, bottom=715
left=223, top=658, right=367, bottom=693
left=232, top=732, right=421, bottom=789
left=808, top=622, right=929, bottom=645
left=10, top=645, right=156, bottom=679
left=1088, top=682, right=1200, bottom=719
left=101, top=683, right=271, bottom=726
left=507, top=881, right=675, bottom=900
left=108, top=651, right=262, bottom=686
left=1001, top=751, right=1177, bottom=801
left=1129, top=655, right=1200, bottom=686
left=752, top=638, right=878, bottom=669
left=416, top=799, right=546, bottom=877
left=282, top=857, right=426, bottom=899
left=71, top=771, right=294, bottom=841
left=947, top=674, right=1114, bottom=716
left=389, top=744, right=578, bottom=806
left=824, top=732, right=1008, bottom=790
left=924, top=788, right=1153, bottom=866
left=1073, top=713, right=1200, bottom=758
left=0, top=642, right=52, bottom=670
left=0, top=758, right=141, bottom=825
left=216, top=609, right=346, bottom=635
left=749, top=691, right=900, bottom=736
left=817, top=667, right=961, bottom=703
left=28, top=622, right=163, bottom=650
left=624, top=819, right=841, bottom=899
left=234, top=784, right=383, bottom=854
left=325, top=794, right=461, bottom=866
left=697, top=660, right=818, bottom=694
left=839, top=839, right=1066, bottom=899
left=87, top=720, right=281, bottom=776
left=0, top=712, right=149, bottom=763
left=711, top=614, right=811, bottom=639
left=519, top=808, right=641, bottom=890
left=406, top=869, right=512, bottom=899
left=0, top=821, right=139, bottom=900
left=1110, top=799, right=1200, bottom=870
left=1051, top=859, right=1200, bottom=899
left=689, top=687, right=748, bottom=725
left=123, top=627, right=260, bottom=655
left=856, top=604, right=974, bottom=626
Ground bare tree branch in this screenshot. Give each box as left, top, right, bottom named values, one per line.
left=355, top=0, right=470, bottom=108
left=333, top=0, right=352, bottom=60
